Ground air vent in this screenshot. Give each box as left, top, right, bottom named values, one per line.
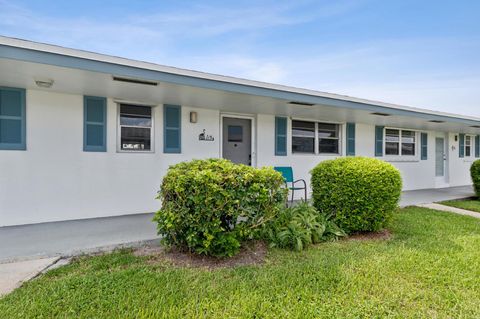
left=429, top=120, right=445, bottom=123
left=113, top=76, right=158, bottom=86
left=288, top=101, right=315, bottom=106
left=470, top=125, right=480, bottom=129
left=371, top=112, right=391, bottom=116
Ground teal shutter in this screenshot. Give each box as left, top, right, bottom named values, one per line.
left=0, top=87, right=26, bottom=150
left=164, top=105, right=181, bottom=153
left=375, top=126, right=384, bottom=157
left=476, top=135, right=480, bottom=158
left=421, top=132, right=428, bottom=160
left=346, top=122, right=355, bottom=156
left=275, top=117, right=287, bottom=156
left=83, top=96, right=107, bottom=152
left=459, top=133, right=465, bottom=158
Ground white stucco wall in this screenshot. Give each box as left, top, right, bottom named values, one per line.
left=0, top=90, right=474, bottom=226
left=0, top=89, right=221, bottom=226
left=256, top=114, right=473, bottom=195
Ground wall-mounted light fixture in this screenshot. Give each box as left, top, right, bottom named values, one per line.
left=190, top=111, right=198, bottom=123
left=34, top=78, right=54, bottom=88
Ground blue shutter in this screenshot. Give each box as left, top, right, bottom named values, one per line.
left=421, top=132, right=428, bottom=160
left=164, top=105, right=181, bottom=153
left=83, top=96, right=106, bottom=152
left=459, top=133, right=465, bottom=158
left=475, top=135, right=480, bottom=158
left=375, top=126, right=384, bottom=157
left=346, top=122, right=355, bottom=156
left=0, top=87, right=26, bottom=150
left=275, top=117, right=287, bottom=156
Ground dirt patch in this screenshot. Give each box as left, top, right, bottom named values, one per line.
left=346, top=229, right=392, bottom=241
left=133, top=241, right=267, bottom=269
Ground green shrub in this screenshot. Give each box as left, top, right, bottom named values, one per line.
left=311, top=157, right=402, bottom=234
left=470, top=159, right=480, bottom=197
left=153, top=159, right=287, bottom=257
left=262, top=202, right=346, bottom=251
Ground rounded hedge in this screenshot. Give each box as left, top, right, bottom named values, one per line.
left=470, top=159, right=480, bottom=197
left=311, top=157, right=402, bottom=234
left=153, top=159, right=287, bottom=257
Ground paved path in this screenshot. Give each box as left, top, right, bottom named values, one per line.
left=0, top=213, right=159, bottom=263
left=400, top=185, right=474, bottom=207
left=0, top=257, right=59, bottom=297
left=419, top=203, right=480, bottom=219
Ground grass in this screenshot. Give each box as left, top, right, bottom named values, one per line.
left=1, top=207, right=480, bottom=318
left=440, top=197, right=480, bottom=213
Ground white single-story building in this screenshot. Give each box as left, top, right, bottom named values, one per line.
left=1, top=36, right=479, bottom=227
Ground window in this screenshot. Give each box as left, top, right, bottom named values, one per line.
left=292, top=120, right=340, bottom=154
left=119, top=104, right=153, bottom=151
left=385, top=128, right=416, bottom=156
left=465, top=135, right=472, bottom=157
left=318, top=123, right=339, bottom=153
left=228, top=125, right=243, bottom=142
left=292, top=120, right=315, bottom=153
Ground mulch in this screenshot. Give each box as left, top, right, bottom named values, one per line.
left=133, top=240, right=267, bottom=269
left=346, top=229, right=392, bottom=241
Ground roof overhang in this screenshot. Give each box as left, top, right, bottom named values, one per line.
left=1, top=36, right=480, bottom=134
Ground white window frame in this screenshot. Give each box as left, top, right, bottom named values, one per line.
left=116, top=103, right=155, bottom=153
left=291, top=119, right=342, bottom=155
left=383, top=127, right=417, bottom=157
left=464, top=135, right=474, bottom=158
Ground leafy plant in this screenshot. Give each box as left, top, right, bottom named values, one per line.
left=153, top=159, right=287, bottom=257
left=262, top=202, right=346, bottom=251
left=311, top=157, right=402, bottom=234
left=470, top=159, right=480, bottom=197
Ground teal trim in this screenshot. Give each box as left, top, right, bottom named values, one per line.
left=459, top=133, right=465, bottom=158
left=83, top=96, right=106, bottom=152
left=346, top=122, right=355, bottom=156
left=375, top=126, right=384, bottom=157
left=163, top=104, right=181, bottom=153
left=4, top=44, right=480, bottom=127
left=476, top=135, right=480, bottom=158
left=275, top=117, right=287, bottom=156
left=421, top=132, right=428, bottom=160
left=0, top=87, right=26, bottom=150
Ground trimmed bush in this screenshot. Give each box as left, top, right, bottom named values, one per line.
left=153, top=159, right=287, bottom=257
left=311, top=157, right=402, bottom=234
left=262, top=202, right=346, bottom=251
left=471, top=159, right=480, bottom=197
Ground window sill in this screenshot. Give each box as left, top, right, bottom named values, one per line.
left=382, top=156, right=419, bottom=163
left=463, top=158, right=475, bottom=163
left=291, top=153, right=341, bottom=157
left=117, top=150, right=155, bottom=154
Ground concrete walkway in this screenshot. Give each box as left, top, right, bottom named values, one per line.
left=419, top=203, right=480, bottom=219
left=400, top=185, right=474, bottom=207
left=0, top=257, right=59, bottom=297
left=0, top=213, right=159, bottom=263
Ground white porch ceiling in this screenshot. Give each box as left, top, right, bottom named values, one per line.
left=1, top=57, right=479, bottom=134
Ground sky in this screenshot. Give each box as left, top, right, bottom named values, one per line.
left=1, top=0, right=480, bottom=116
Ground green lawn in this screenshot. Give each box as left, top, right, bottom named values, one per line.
left=440, top=198, right=480, bottom=213
left=1, top=207, right=480, bottom=318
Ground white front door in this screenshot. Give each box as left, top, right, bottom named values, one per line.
left=435, top=136, right=449, bottom=187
